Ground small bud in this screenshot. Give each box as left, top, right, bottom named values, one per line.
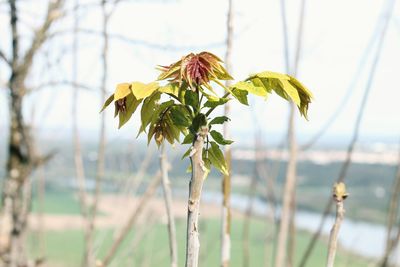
left=333, top=182, right=348, bottom=201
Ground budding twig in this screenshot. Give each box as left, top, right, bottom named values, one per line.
left=326, top=182, right=348, bottom=267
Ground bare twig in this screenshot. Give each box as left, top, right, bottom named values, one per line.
left=299, top=1, right=396, bottom=265
left=301, top=18, right=381, bottom=151
left=85, top=0, right=112, bottom=265
left=242, top=168, right=258, bottom=267
left=50, top=28, right=225, bottom=51
left=274, top=0, right=306, bottom=265
left=0, top=49, right=10, bottom=66
left=27, top=80, right=98, bottom=93
left=221, top=0, right=233, bottom=266
left=380, top=139, right=400, bottom=266
left=70, top=3, right=90, bottom=267
left=326, top=183, right=348, bottom=267
left=160, top=143, right=178, bottom=267
left=18, top=0, right=64, bottom=81
left=98, top=173, right=162, bottom=267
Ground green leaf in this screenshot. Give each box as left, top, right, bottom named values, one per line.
left=182, top=133, right=195, bottom=144
left=184, top=90, right=199, bottom=110
left=181, top=147, right=191, bottom=160
left=288, top=75, right=313, bottom=119
left=163, top=123, right=175, bottom=144
left=138, top=92, right=161, bottom=136
left=277, top=79, right=301, bottom=107
left=147, top=123, right=156, bottom=145
left=209, top=116, right=230, bottom=125
left=151, top=100, right=175, bottom=125
left=166, top=114, right=181, bottom=142
left=119, top=94, right=142, bottom=129
left=204, top=97, right=229, bottom=109
left=230, top=81, right=267, bottom=97
left=231, top=88, right=249, bottom=105
left=170, top=105, right=191, bottom=127
left=131, top=82, right=159, bottom=100
left=100, top=94, right=114, bottom=112
left=208, top=141, right=228, bottom=175
left=210, top=130, right=233, bottom=145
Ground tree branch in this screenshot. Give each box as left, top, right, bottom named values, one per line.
left=326, top=183, right=348, bottom=267
left=26, top=80, right=99, bottom=93
left=17, top=0, right=64, bottom=79
left=0, top=49, right=10, bottom=66
left=98, top=173, right=162, bottom=267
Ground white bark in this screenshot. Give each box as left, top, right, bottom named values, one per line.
left=185, top=130, right=208, bottom=267
left=221, top=0, right=233, bottom=265
left=326, top=198, right=345, bottom=267
left=160, top=144, right=178, bottom=267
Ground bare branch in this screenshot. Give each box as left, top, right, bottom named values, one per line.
left=0, top=50, right=10, bottom=66
left=17, top=0, right=64, bottom=79
left=160, top=143, right=178, bottom=267
left=299, top=0, right=396, bottom=265
left=326, top=183, right=348, bottom=267
left=48, top=28, right=225, bottom=51
left=98, top=173, right=162, bottom=267
left=221, top=0, right=233, bottom=266
left=26, top=80, right=99, bottom=93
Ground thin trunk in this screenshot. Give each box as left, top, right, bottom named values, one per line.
left=299, top=1, right=395, bottom=265
left=287, top=183, right=296, bottom=267
left=326, top=183, right=347, bottom=267
left=381, top=142, right=400, bottom=267
left=242, top=172, right=257, bottom=267
left=221, top=0, right=233, bottom=266
left=275, top=104, right=297, bottom=267
left=1, top=1, right=63, bottom=265
left=99, top=174, right=161, bottom=267
left=160, top=143, right=178, bottom=267
left=185, top=130, right=208, bottom=267
left=255, top=138, right=278, bottom=267
left=37, top=166, right=45, bottom=257
left=85, top=1, right=109, bottom=265
left=71, top=3, right=90, bottom=266
left=275, top=0, right=306, bottom=265
left=1, top=1, right=32, bottom=265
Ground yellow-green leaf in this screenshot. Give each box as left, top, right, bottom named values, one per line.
left=131, top=82, right=159, bottom=100
left=231, top=81, right=267, bottom=98
left=288, top=76, right=313, bottom=119
left=114, top=83, right=131, bottom=101
left=118, top=94, right=142, bottom=129
left=208, top=141, right=228, bottom=175
left=251, top=71, right=290, bottom=81
left=138, top=92, right=161, bottom=136
left=100, top=94, right=114, bottom=112
left=159, top=82, right=180, bottom=97
left=278, top=79, right=301, bottom=107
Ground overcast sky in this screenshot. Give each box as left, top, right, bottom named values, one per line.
left=0, top=0, right=399, bottom=147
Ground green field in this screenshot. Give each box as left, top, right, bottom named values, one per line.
left=28, top=217, right=370, bottom=267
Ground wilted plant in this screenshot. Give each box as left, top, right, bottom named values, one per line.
left=101, top=51, right=312, bottom=267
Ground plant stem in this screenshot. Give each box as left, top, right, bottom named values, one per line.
left=326, top=185, right=347, bottom=267
left=185, top=128, right=208, bottom=267
left=205, top=92, right=230, bottom=116
left=160, top=143, right=178, bottom=267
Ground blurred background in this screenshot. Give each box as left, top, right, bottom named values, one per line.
left=0, top=0, right=400, bottom=266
